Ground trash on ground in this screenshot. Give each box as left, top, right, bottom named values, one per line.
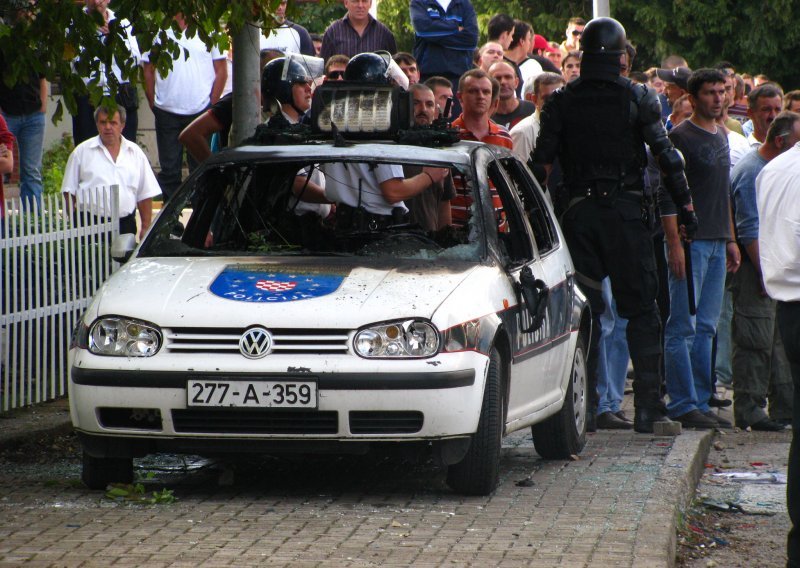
left=711, top=472, right=786, bottom=484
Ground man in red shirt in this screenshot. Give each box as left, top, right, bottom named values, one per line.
left=451, top=68, right=513, bottom=149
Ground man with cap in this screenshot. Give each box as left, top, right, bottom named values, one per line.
left=532, top=17, right=698, bottom=434
left=657, top=66, right=692, bottom=118
left=530, top=34, right=561, bottom=74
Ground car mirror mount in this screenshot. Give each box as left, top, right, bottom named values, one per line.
left=518, top=265, right=549, bottom=333
left=111, top=233, right=137, bottom=263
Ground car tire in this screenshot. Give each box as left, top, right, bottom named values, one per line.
left=446, top=346, right=504, bottom=496
left=81, top=452, right=134, bottom=490
left=531, top=335, right=588, bottom=459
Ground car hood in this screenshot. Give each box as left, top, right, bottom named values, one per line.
left=94, top=257, right=479, bottom=328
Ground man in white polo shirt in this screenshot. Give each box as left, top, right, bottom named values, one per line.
left=142, top=12, right=227, bottom=200
left=62, top=107, right=161, bottom=239
left=756, top=140, right=800, bottom=568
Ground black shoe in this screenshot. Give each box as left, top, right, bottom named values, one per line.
left=709, top=395, right=732, bottom=408
left=615, top=410, right=633, bottom=423
left=597, top=411, right=633, bottom=430
left=586, top=412, right=597, bottom=433
left=750, top=418, right=788, bottom=431
left=673, top=409, right=719, bottom=430
left=634, top=406, right=673, bottom=434
left=702, top=410, right=732, bottom=428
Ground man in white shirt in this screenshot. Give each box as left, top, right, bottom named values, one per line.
left=62, top=107, right=161, bottom=239
left=509, top=72, right=564, bottom=163
left=142, top=13, right=227, bottom=200
left=259, top=0, right=315, bottom=56
left=756, top=140, right=800, bottom=568
left=72, top=0, right=141, bottom=145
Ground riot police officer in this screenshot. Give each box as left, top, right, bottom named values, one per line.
left=532, top=17, right=698, bottom=434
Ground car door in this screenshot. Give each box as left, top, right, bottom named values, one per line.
left=499, top=157, right=574, bottom=391
left=483, top=156, right=563, bottom=425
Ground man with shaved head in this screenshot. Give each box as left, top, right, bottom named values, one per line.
left=489, top=60, right=535, bottom=130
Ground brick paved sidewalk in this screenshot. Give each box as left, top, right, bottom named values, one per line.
left=0, top=394, right=713, bottom=568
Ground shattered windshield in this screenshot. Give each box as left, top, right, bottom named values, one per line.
left=138, top=156, right=485, bottom=261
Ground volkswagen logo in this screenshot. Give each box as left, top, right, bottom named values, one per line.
left=239, top=327, right=272, bottom=359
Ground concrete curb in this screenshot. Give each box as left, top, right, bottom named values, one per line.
left=635, top=430, right=715, bottom=567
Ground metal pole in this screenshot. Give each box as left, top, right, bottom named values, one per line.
left=230, top=22, right=263, bottom=146
left=593, top=0, right=610, bottom=18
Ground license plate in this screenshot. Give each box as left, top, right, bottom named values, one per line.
left=187, top=380, right=318, bottom=408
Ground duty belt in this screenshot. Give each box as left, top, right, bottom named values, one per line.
left=335, top=203, right=408, bottom=232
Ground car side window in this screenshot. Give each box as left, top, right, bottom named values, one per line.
left=500, top=158, right=559, bottom=256
left=486, top=159, right=534, bottom=264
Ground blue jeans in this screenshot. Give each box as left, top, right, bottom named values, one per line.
left=664, top=239, right=727, bottom=417
left=2, top=111, right=45, bottom=209
left=597, top=277, right=630, bottom=414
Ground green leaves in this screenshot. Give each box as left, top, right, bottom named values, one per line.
left=104, top=482, right=177, bottom=504
left=0, top=0, right=278, bottom=124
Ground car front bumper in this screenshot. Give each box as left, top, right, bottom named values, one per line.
left=69, top=350, right=490, bottom=456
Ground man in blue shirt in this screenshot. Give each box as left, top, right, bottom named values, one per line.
left=411, top=0, right=478, bottom=117
left=730, top=110, right=800, bottom=431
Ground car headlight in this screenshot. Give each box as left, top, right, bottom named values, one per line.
left=354, top=319, right=439, bottom=358
left=88, top=317, right=162, bottom=357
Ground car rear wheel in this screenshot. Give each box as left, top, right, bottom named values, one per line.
left=446, top=347, right=504, bottom=496
left=82, top=452, right=134, bottom=490
left=531, top=335, right=588, bottom=459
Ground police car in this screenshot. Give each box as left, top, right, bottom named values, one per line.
left=69, top=64, right=591, bottom=495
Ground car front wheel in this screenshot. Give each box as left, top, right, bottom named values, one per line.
left=531, top=335, right=588, bottom=459
left=446, top=346, right=504, bottom=496
left=81, top=452, right=134, bottom=490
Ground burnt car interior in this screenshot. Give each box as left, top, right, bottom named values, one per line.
left=139, top=160, right=484, bottom=260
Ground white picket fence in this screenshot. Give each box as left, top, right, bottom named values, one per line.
left=1, top=187, right=119, bottom=411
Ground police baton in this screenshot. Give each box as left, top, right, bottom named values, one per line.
left=684, top=240, right=696, bottom=316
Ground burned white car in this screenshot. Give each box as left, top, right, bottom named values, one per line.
left=69, top=86, right=590, bottom=495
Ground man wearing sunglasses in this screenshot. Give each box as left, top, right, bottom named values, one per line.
left=324, top=55, right=349, bottom=81
left=560, top=17, right=585, bottom=54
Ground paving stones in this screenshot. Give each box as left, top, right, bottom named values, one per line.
left=0, top=424, right=710, bottom=567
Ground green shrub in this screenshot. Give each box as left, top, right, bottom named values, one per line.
left=42, top=134, right=74, bottom=196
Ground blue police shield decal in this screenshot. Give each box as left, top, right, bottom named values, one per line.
left=210, top=264, right=346, bottom=302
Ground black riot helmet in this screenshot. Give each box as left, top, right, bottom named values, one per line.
left=343, top=51, right=410, bottom=89
left=580, top=17, right=626, bottom=55
left=261, top=56, right=313, bottom=111
left=344, top=52, right=392, bottom=84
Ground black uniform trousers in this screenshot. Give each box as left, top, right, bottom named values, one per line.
left=776, top=301, right=800, bottom=567
left=561, top=191, right=664, bottom=410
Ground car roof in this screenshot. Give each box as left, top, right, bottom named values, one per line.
left=205, top=140, right=513, bottom=168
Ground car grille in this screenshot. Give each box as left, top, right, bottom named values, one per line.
left=164, top=327, right=350, bottom=354
left=349, top=411, right=424, bottom=434
left=171, top=408, right=339, bottom=434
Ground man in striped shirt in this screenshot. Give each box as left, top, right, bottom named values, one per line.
left=450, top=68, right=512, bottom=227
left=451, top=68, right=513, bottom=149
left=319, top=0, right=396, bottom=60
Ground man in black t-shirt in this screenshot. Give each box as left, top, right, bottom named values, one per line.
left=0, top=52, right=47, bottom=209
left=660, top=68, right=741, bottom=430
left=489, top=61, right=534, bottom=130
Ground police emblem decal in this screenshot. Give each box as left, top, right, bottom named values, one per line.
left=210, top=265, right=345, bottom=303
